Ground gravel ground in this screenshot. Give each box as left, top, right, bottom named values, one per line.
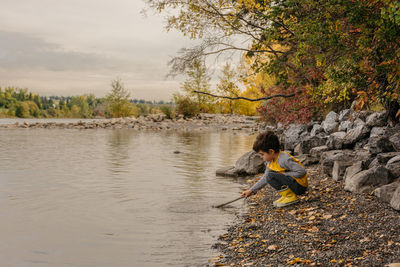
left=210, top=165, right=400, bottom=266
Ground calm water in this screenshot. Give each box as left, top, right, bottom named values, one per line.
left=0, top=128, right=256, bottom=267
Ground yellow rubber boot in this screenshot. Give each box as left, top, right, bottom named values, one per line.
left=275, top=187, right=298, bottom=207
left=273, top=188, right=286, bottom=207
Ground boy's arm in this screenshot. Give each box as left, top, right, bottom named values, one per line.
left=249, top=168, right=270, bottom=193
left=281, top=156, right=306, bottom=178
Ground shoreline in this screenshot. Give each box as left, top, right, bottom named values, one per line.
left=210, top=165, right=400, bottom=266
left=0, top=113, right=262, bottom=133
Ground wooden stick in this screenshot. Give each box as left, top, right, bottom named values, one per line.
left=212, top=196, right=244, bottom=208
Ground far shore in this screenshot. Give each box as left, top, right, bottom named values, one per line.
left=0, top=113, right=263, bottom=133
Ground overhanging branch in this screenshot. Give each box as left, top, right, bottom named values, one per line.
left=193, top=90, right=299, bottom=102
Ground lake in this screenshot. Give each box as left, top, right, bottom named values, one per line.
left=0, top=128, right=256, bottom=267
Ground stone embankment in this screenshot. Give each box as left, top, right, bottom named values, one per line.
left=217, top=109, right=400, bottom=211
left=0, top=113, right=261, bottom=132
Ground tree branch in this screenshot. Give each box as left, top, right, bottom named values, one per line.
left=193, top=90, right=299, bottom=102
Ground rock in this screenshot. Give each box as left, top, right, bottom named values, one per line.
left=234, top=151, right=265, bottom=175
left=310, top=145, right=329, bottom=159
left=320, top=150, right=355, bottom=176
left=338, top=109, right=352, bottom=122
left=343, top=124, right=371, bottom=146
left=368, top=136, right=395, bottom=155
left=375, top=181, right=400, bottom=203
left=297, top=154, right=320, bottom=166
left=282, top=124, right=307, bottom=150
left=344, top=161, right=363, bottom=182
left=389, top=132, right=400, bottom=151
left=352, top=118, right=366, bottom=128
left=390, top=184, right=400, bottom=210
left=370, top=126, right=387, bottom=137
left=376, top=152, right=400, bottom=165
left=216, top=166, right=238, bottom=177
left=366, top=110, right=388, bottom=127
left=326, top=131, right=346, bottom=150
left=310, top=124, right=323, bottom=136
left=354, top=110, right=373, bottom=122
left=295, top=135, right=328, bottom=155
left=344, top=165, right=391, bottom=193
left=321, top=111, right=339, bottom=134
left=338, top=120, right=353, bottom=132
left=332, top=161, right=354, bottom=181
left=386, top=155, right=400, bottom=179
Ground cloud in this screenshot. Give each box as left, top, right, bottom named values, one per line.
left=0, top=31, right=123, bottom=71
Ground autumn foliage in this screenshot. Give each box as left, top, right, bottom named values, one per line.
left=149, top=0, right=400, bottom=123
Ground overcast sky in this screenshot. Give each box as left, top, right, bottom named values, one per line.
left=0, top=0, right=202, bottom=101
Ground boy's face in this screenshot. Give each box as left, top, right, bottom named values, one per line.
left=258, top=149, right=276, bottom=162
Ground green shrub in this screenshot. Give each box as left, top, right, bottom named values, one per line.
left=15, top=102, right=30, bottom=118
left=174, top=95, right=200, bottom=118
left=160, top=105, right=175, bottom=119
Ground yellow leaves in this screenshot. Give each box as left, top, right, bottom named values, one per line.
left=267, top=244, right=279, bottom=250
left=237, top=248, right=246, bottom=253
left=322, top=214, right=333, bottom=220
left=287, top=257, right=312, bottom=265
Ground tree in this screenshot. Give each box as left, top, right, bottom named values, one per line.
left=106, top=79, right=134, bottom=118
left=181, top=59, right=213, bottom=112
left=148, top=0, right=400, bottom=122
left=216, top=63, right=241, bottom=114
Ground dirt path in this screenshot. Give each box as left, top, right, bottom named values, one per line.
left=210, top=165, right=400, bottom=266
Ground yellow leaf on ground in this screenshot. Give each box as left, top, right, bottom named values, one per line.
left=267, top=244, right=279, bottom=250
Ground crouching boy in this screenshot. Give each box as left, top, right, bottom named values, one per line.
left=241, top=131, right=308, bottom=207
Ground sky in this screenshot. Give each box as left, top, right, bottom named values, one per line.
left=0, top=0, right=203, bottom=101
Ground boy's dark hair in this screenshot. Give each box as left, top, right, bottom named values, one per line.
left=253, top=131, right=280, bottom=153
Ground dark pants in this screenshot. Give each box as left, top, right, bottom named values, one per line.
left=267, top=171, right=307, bottom=195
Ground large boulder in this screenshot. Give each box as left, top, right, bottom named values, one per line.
left=295, top=135, right=328, bottom=155
left=320, top=150, right=355, bottom=176
left=216, top=166, right=238, bottom=177
left=344, top=165, right=391, bottom=193
left=343, top=124, right=371, bottom=147
left=368, top=136, right=395, bottom=155
left=234, top=151, right=265, bottom=175
left=375, top=181, right=400, bottom=203
left=366, top=110, right=388, bottom=127
left=368, top=152, right=400, bottom=169
left=338, top=120, right=353, bottom=132
left=390, top=184, right=400, bottom=210
left=321, top=111, right=339, bottom=134
left=344, top=161, right=363, bottom=182
left=389, top=132, right=400, bottom=152
left=386, top=155, right=400, bottom=179
left=310, top=124, right=324, bottom=136
left=326, top=132, right=346, bottom=150
left=309, top=145, right=329, bottom=159
left=369, top=126, right=387, bottom=137
left=283, top=124, right=307, bottom=150
left=332, top=160, right=355, bottom=181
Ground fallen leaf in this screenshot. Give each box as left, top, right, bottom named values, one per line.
left=267, top=244, right=279, bottom=250
left=323, top=214, right=333, bottom=219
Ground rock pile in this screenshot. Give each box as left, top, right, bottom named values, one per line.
left=0, top=113, right=261, bottom=132
left=277, top=109, right=400, bottom=210
left=217, top=108, right=400, bottom=211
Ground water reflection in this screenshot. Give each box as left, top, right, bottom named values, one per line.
left=0, top=129, right=256, bottom=267
left=106, top=130, right=136, bottom=175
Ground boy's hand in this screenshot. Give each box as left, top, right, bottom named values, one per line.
left=241, top=189, right=253, bottom=198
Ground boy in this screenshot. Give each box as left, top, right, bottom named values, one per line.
left=241, top=131, right=308, bottom=207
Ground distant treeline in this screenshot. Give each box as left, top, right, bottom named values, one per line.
left=0, top=86, right=173, bottom=119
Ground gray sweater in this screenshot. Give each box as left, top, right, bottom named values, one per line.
left=250, top=152, right=306, bottom=193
